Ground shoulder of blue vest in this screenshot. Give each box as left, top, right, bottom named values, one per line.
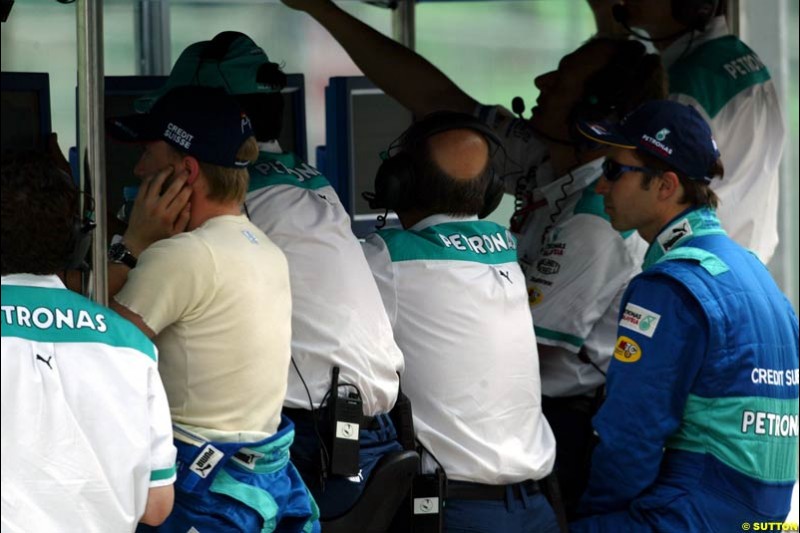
left=656, top=246, right=730, bottom=277
left=669, top=35, right=772, bottom=119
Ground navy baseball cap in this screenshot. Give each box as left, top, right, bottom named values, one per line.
left=107, top=85, right=254, bottom=168
left=576, top=100, right=720, bottom=183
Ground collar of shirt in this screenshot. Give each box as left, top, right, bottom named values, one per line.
left=642, top=206, right=725, bottom=269
left=1, top=273, right=66, bottom=289
left=410, top=213, right=479, bottom=232
left=661, top=15, right=730, bottom=69
left=536, top=157, right=604, bottom=208
left=257, top=140, right=283, bottom=154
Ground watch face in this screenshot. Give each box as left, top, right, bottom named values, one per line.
left=108, top=242, right=127, bottom=261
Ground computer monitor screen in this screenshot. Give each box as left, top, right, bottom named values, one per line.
left=1, top=72, right=51, bottom=151
left=325, top=77, right=412, bottom=236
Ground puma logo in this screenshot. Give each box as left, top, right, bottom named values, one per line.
left=499, top=270, right=513, bottom=284
left=36, top=354, right=53, bottom=370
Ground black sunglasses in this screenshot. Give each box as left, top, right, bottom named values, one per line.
left=602, top=159, right=659, bottom=182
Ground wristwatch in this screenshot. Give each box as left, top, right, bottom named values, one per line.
left=108, top=242, right=138, bottom=268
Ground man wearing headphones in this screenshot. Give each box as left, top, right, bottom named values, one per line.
left=136, top=32, right=405, bottom=520
left=107, top=86, right=319, bottom=532
left=571, top=99, right=798, bottom=531
left=281, top=0, right=666, bottom=517
left=1, top=150, right=176, bottom=530
left=590, top=0, right=785, bottom=264
left=362, top=111, right=558, bottom=532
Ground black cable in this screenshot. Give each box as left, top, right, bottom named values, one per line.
left=540, top=170, right=575, bottom=245
left=290, top=358, right=330, bottom=487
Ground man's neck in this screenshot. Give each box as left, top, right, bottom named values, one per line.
left=188, top=202, right=243, bottom=231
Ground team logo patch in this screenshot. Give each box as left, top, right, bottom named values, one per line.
left=536, top=258, right=561, bottom=275
left=658, top=218, right=693, bottom=252
left=619, top=303, right=661, bottom=338
left=614, top=336, right=642, bottom=363
left=528, top=285, right=544, bottom=307
left=242, top=229, right=259, bottom=244
left=190, top=444, right=224, bottom=479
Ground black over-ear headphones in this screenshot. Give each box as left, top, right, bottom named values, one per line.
left=64, top=159, right=96, bottom=271
left=65, top=208, right=96, bottom=270
left=364, top=111, right=506, bottom=219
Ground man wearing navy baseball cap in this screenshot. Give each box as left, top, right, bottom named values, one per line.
left=569, top=100, right=799, bottom=532
left=106, top=85, right=318, bottom=532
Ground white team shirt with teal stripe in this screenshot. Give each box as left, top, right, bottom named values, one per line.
left=245, top=143, right=404, bottom=416
left=664, top=15, right=784, bottom=263
left=362, top=215, right=556, bottom=484
left=1, top=274, right=176, bottom=532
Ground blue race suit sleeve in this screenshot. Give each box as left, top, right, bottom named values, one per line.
left=579, top=273, right=708, bottom=515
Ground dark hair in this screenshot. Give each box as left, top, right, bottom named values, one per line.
left=1, top=150, right=79, bottom=275
left=573, top=38, right=668, bottom=122
left=234, top=62, right=287, bottom=142
left=404, top=134, right=491, bottom=217
left=638, top=150, right=724, bottom=208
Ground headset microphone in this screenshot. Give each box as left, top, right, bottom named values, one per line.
left=513, top=96, right=576, bottom=147
left=511, top=96, right=526, bottom=120
left=611, top=4, right=692, bottom=42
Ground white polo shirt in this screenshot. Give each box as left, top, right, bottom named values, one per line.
left=245, top=144, right=403, bottom=416
left=1, top=274, right=176, bottom=532
left=664, top=15, right=785, bottom=263
left=362, top=215, right=555, bottom=484
left=477, top=106, right=648, bottom=397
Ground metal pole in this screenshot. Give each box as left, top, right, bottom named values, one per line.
left=392, top=0, right=415, bottom=50
left=135, top=0, right=171, bottom=75
left=77, top=0, right=107, bottom=305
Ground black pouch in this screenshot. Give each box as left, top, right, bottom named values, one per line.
left=411, top=468, right=446, bottom=533
left=328, top=394, right=362, bottom=476
left=390, top=386, right=416, bottom=451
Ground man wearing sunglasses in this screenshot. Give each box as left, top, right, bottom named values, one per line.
left=571, top=100, right=799, bottom=532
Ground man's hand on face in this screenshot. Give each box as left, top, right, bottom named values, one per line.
left=123, top=166, right=192, bottom=256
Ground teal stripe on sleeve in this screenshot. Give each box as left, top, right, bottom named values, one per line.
left=535, top=326, right=584, bottom=349
left=1, top=285, right=156, bottom=361
left=150, top=465, right=177, bottom=482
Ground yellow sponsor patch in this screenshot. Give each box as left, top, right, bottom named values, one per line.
left=528, top=285, right=544, bottom=307
left=614, top=336, right=642, bottom=363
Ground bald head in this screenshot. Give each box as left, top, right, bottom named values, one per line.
left=428, top=128, right=490, bottom=181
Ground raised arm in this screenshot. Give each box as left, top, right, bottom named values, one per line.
left=282, top=0, right=478, bottom=116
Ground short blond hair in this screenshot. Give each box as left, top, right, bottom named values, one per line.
left=179, top=136, right=259, bottom=204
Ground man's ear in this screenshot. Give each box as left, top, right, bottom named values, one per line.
left=657, top=171, right=682, bottom=201
left=180, top=156, right=201, bottom=186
